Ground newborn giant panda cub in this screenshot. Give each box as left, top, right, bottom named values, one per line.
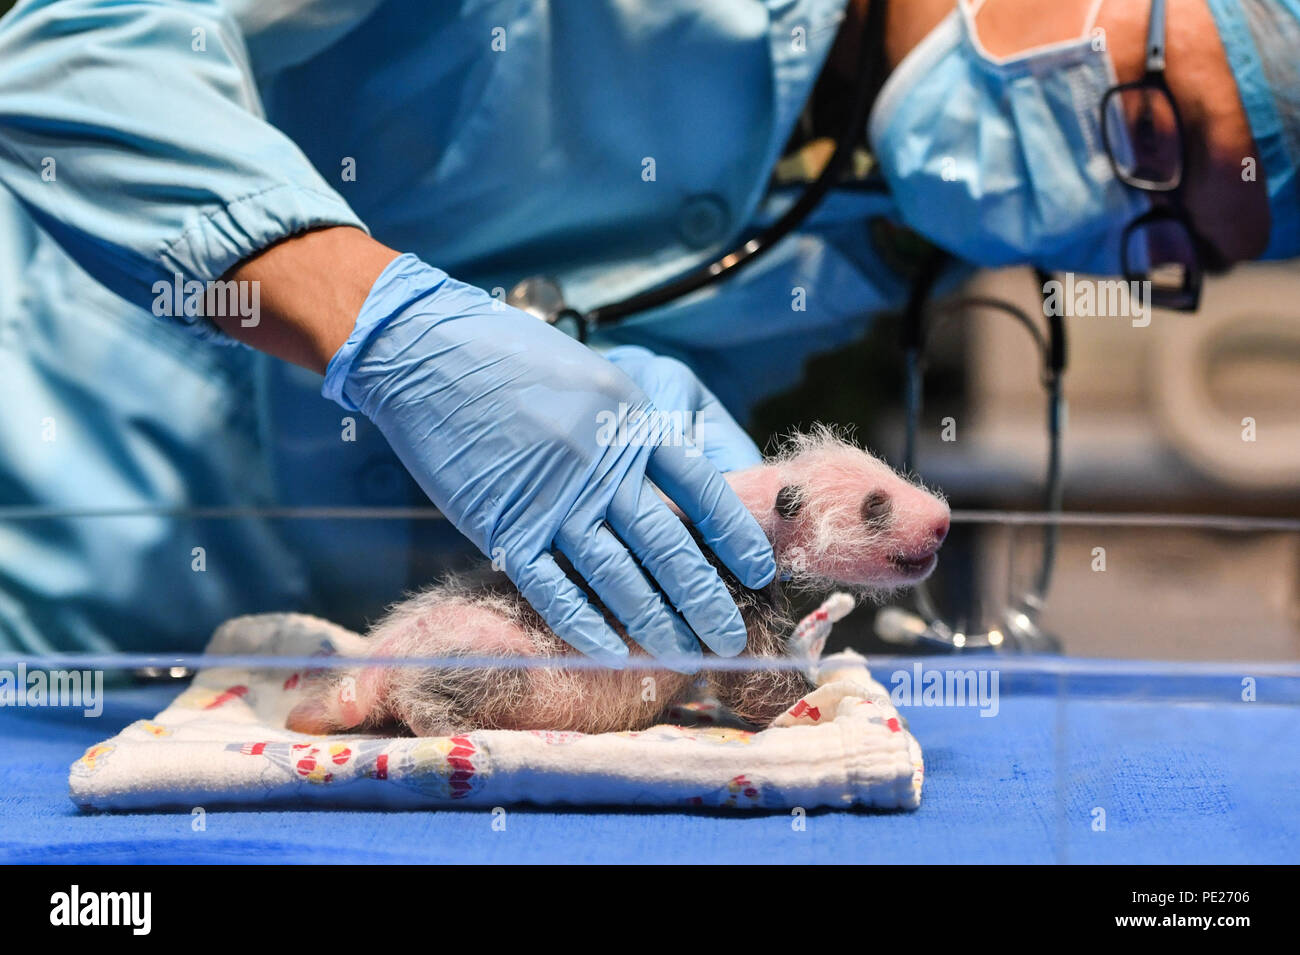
left=287, top=429, right=950, bottom=737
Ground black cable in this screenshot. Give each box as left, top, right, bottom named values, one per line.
left=1033, top=269, right=1066, bottom=601
left=585, top=0, right=891, bottom=327
left=899, top=248, right=950, bottom=472
left=930, top=296, right=1046, bottom=356
left=901, top=269, right=1069, bottom=647
left=1035, top=268, right=1067, bottom=378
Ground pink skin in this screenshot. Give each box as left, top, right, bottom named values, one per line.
left=725, top=431, right=950, bottom=589
left=287, top=430, right=949, bottom=735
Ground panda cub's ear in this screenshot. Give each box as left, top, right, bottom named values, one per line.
left=774, top=485, right=803, bottom=521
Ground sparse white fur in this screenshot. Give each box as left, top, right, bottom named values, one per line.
left=287, top=430, right=950, bottom=736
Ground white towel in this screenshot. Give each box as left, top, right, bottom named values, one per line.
left=70, top=612, right=924, bottom=812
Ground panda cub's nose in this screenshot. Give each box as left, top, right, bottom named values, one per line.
left=932, top=514, right=950, bottom=545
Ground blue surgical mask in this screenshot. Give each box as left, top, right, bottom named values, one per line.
left=868, top=0, right=1150, bottom=275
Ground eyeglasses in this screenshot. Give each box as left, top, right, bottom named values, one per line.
left=1099, top=0, right=1206, bottom=311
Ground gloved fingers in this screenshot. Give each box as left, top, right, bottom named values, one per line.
left=646, top=442, right=776, bottom=591
left=694, top=392, right=763, bottom=472
left=512, top=552, right=630, bottom=665
left=555, top=519, right=702, bottom=673
left=604, top=346, right=761, bottom=473
left=602, top=344, right=658, bottom=367
left=606, top=479, right=749, bottom=657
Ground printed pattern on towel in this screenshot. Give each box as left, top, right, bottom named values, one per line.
left=69, top=613, right=924, bottom=812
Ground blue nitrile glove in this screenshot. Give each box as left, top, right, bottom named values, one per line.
left=323, top=255, right=776, bottom=667
left=603, top=346, right=762, bottom=474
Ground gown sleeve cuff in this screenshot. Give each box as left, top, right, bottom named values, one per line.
left=155, top=183, right=369, bottom=344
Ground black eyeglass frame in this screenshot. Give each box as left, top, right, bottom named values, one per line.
left=1098, top=0, right=1205, bottom=311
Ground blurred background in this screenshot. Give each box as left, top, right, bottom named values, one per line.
left=750, top=262, right=1300, bottom=661
left=1, top=0, right=1294, bottom=663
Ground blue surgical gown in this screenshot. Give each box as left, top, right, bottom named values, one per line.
left=0, top=0, right=913, bottom=651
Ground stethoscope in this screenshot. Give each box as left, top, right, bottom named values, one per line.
left=505, top=0, right=891, bottom=336
left=874, top=258, right=1067, bottom=653
left=502, top=0, right=1064, bottom=655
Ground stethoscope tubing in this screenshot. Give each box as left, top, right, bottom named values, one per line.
left=582, top=0, right=892, bottom=329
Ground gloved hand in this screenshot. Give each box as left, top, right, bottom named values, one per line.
left=603, top=345, right=762, bottom=474
left=323, top=254, right=776, bottom=668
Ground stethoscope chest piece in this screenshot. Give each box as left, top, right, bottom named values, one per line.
left=506, top=276, right=567, bottom=323
left=507, top=276, right=588, bottom=341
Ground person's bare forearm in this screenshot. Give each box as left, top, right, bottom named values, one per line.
left=214, top=227, right=401, bottom=373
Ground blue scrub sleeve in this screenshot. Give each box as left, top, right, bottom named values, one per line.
left=0, top=0, right=367, bottom=342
